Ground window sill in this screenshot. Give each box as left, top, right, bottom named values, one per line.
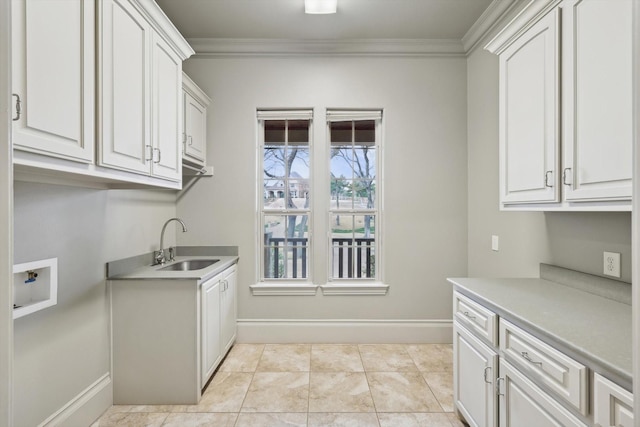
left=320, top=282, right=389, bottom=296
left=250, top=283, right=318, bottom=296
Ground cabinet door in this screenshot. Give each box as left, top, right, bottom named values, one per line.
left=220, top=266, right=237, bottom=352
left=201, top=276, right=221, bottom=386
left=12, top=0, right=95, bottom=163
left=561, top=0, right=632, bottom=201
left=184, top=91, right=207, bottom=164
left=593, top=373, right=634, bottom=427
left=98, top=0, right=151, bottom=175
left=453, top=324, right=498, bottom=427
left=499, top=360, right=587, bottom=427
left=499, top=9, right=560, bottom=205
left=151, top=34, right=182, bottom=181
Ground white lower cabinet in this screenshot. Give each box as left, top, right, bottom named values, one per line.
left=201, top=273, right=222, bottom=386
left=453, top=290, right=631, bottom=427
left=220, top=265, right=238, bottom=353
left=454, top=323, right=498, bottom=427
left=111, top=263, right=238, bottom=404
left=593, top=373, right=634, bottom=427
left=499, top=359, right=586, bottom=427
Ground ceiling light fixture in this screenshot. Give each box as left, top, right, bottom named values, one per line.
left=305, top=0, right=337, bottom=14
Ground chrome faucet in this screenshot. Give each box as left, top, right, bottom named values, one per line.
left=153, top=218, right=188, bottom=265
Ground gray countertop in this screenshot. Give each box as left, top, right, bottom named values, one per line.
left=106, top=246, right=239, bottom=283
left=447, top=276, right=632, bottom=389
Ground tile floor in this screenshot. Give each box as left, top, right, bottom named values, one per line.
left=93, top=344, right=466, bottom=427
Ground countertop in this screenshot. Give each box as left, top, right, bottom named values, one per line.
left=447, top=276, right=632, bottom=389
left=106, top=246, right=239, bottom=283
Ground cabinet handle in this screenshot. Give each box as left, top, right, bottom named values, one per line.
left=462, top=311, right=476, bottom=320
left=496, top=377, right=504, bottom=396
left=563, top=167, right=572, bottom=186
left=12, top=94, right=21, bottom=121
left=188, top=135, right=193, bottom=146
left=145, top=145, right=153, bottom=162
left=483, top=366, right=492, bottom=384
left=521, top=351, right=543, bottom=367
left=544, top=170, right=553, bottom=188
left=153, top=148, right=161, bottom=164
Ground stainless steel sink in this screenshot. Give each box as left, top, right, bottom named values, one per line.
left=158, top=259, right=219, bottom=271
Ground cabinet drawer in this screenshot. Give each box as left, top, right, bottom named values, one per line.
left=499, top=319, right=587, bottom=415
left=594, top=373, right=633, bottom=427
left=454, top=292, right=497, bottom=346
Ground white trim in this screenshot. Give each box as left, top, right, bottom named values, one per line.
left=0, top=0, right=13, bottom=423
left=632, top=0, right=640, bottom=418
left=38, top=373, right=112, bottom=427
left=326, top=109, right=383, bottom=122
left=257, top=109, right=314, bottom=121
left=188, top=38, right=465, bottom=57
left=237, top=319, right=453, bottom=343
left=250, top=283, right=319, bottom=296
left=320, top=282, right=389, bottom=296
left=462, top=0, right=517, bottom=54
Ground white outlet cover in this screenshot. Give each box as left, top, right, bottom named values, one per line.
left=603, top=252, right=621, bottom=278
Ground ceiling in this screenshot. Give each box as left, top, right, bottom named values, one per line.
left=155, top=0, right=495, bottom=41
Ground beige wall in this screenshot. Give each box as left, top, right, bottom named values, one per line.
left=12, top=182, right=177, bottom=426
left=466, top=47, right=632, bottom=282
left=179, top=55, right=469, bottom=321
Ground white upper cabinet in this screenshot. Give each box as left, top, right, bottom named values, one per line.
left=182, top=73, right=211, bottom=167
left=561, top=0, right=632, bottom=202
left=11, top=0, right=95, bottom=163
left=151, top=34, right=182, bottom=181
left=98, top=0, right=189, bottom=182
left=98, top=0, right=150, bottom=175
left=498, top=9, right=560, bottom=205
left=486, top=0, right=632, bottom=211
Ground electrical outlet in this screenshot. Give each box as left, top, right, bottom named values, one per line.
left=603, top=252, right=621, bottom=278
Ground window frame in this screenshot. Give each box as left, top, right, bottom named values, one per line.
left=257, top=110, right=314, bottom=283
left=326, top=110, right=383, bottom=283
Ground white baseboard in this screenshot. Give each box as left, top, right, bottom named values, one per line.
left=39, top=373, right=112, bottom=427
left=237, top=319, right=453, bottom=344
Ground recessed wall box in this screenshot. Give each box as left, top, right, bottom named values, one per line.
left=13, top=258, right=58, bottom=319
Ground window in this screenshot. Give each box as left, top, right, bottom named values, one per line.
left=328, top=110, right=381, bottom=280
left=256, top=109, right=383, bottom=287
left=258, top=111, right=312, bottom=280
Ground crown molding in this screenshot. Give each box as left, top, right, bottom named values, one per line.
left=130, top=0, right=195, bottom=59
left=462, top=0, right=518, bottom=54
left=485, top=0, right=561, bottom=54
left=188, top=38, right=466, bottom=57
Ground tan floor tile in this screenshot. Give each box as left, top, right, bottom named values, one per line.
left=256, top=344, right=311, bottom=372
left=358, top=344, right=418, bottom=372
left=367, top=372, right=443, bottom=412
left=92, top=412, right=168, bottom=427
left=307, top=412, right=380, bottom=427
left=129, top=405, right=182, bottom=413
left=309, top=372, right=375, bottom=413
left=311, top=344, right=364, bottom=372
left=186, top=372, right=252, bottom=412
left=219, top=344, right=265, bottom=372
left=162, top=412, right=237, bottom=427
left=235, top=413, right=308, bottom=427
left=241, top=372, right=310, bottom=412
left=378, top=412, right=453, bottom=427
left=406, top=344, right=453, bottom=372
left=448, top=412, right=468, bottom=427
left=423, top=371, right=454, bottom=412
